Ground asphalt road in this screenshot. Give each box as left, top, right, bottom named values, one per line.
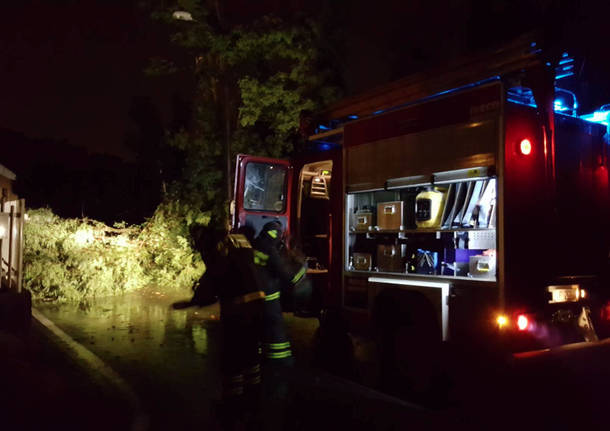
left=23, top=287, right=610, bottom=430
left=31, top=287, right=447, bottom=430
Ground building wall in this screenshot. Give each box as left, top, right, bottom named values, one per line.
left=0, top=175, right=17, bottom=201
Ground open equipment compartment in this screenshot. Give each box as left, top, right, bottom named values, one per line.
left=342, top=82, right=503, bottom=291
left=346, top=168, right=497, bottom=281
left=339, top=82, right=503, bottom=340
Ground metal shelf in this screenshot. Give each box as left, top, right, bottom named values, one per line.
left=345, top=269, right=496, bottom=282
left=349, top=227, right=495, bottom=234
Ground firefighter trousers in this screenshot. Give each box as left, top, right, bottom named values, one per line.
left=219, top=304, right=264, bottom=425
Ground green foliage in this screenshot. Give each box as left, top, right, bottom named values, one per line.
left=148, top=2, right=341, bottom=215
left=137, top=201, right=208, bottom=290
left=24, top=207, right=206, bottom=303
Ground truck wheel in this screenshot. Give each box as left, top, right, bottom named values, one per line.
left=375, top=292, right=444, bottom=404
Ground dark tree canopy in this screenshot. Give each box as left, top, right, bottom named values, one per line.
left=144, top=0, right=341, bottom=218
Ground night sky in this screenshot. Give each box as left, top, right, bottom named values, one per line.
left=2, top=1, right=610, bottom=160
left=0, top=1, right=174, bottom=160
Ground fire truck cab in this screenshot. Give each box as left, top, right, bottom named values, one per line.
left=232, top=37, right=610, bottom=368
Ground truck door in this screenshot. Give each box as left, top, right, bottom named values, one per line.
left=232, top=154, right=293, bottom=239
left=292, top=148, right=343, bottom=310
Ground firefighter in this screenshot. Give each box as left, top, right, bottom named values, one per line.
left=188, top=223, right=266, bottom=430
left=253, top=221, right=307, bottom=364
left=251, top=221, right=307, bottom=429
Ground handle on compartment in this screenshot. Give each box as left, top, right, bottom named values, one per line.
left=476, top=261, right=490, bottom=272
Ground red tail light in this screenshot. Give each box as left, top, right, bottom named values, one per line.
left=519, top=139, right=532, bottom=155
left=517, top=314, right=529, bottom=331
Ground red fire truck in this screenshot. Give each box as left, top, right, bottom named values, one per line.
left=231, top=36, right=610, bottom=375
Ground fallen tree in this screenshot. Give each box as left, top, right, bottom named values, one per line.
left=23, top=205, right=206, bottom=303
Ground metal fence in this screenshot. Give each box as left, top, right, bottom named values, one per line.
left=1, top=199, right=25, bottom=293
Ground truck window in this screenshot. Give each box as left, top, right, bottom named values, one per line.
left=243, top=162, right=287, bottom=212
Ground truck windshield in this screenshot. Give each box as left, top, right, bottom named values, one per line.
left=243, top=162, right=287, bottom=212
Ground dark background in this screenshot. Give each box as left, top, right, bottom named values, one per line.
left=1, top=0, right=609, bottom=223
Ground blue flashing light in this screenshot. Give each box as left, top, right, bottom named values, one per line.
left=508, top=86, right=579, bottom=115
left=580, top=104, right=610, bottom=127
left=528, top=42, right=540, bottom=54
left=507, top=86, right=537, bottom=108
left=373, top=110, right=384, bottom=115
left=507, top=98, right=537, bottom=107
left=554, top=99, right=569, bottom=112
left=554, top=52, right=575, bottom=81
left=309, top=140, right=337, bottom=152
left=580, top=111, right=610, bottom=127
left=317, top=124, right=330, bottom=131
left=555, top=72, right=575, bottom=80
left=347, top=115, right=358, bottom=120
left=554, top=88, right=578, bottom=116
left=546, top=62, right=552, bottom=67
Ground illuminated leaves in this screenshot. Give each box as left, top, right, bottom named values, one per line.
left=23, top=207, right=205, bottom=303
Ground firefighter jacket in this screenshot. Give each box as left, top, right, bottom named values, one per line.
left=253, top=222, right=307, bottom=363
left=196, top=233, right=266, bottom=405
left=197, top=233, right=266, bottom=317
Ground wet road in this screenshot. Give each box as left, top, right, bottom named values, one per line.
left=35, top=287, right=438, bottom=431
left=36, top=287, right=231, bottom=430
left=33, top=287, right=610, bottom=430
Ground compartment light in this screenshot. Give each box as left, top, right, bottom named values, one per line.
left=520, top=139, right=532, bottom=155
left=580, top=289, right=587, bottom=299
left=517, top=314, right=529, bottom=331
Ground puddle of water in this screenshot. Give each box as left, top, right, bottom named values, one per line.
left=35, top=286, right=223, bottom=422
left=34, top=286, right=326, bottom=428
